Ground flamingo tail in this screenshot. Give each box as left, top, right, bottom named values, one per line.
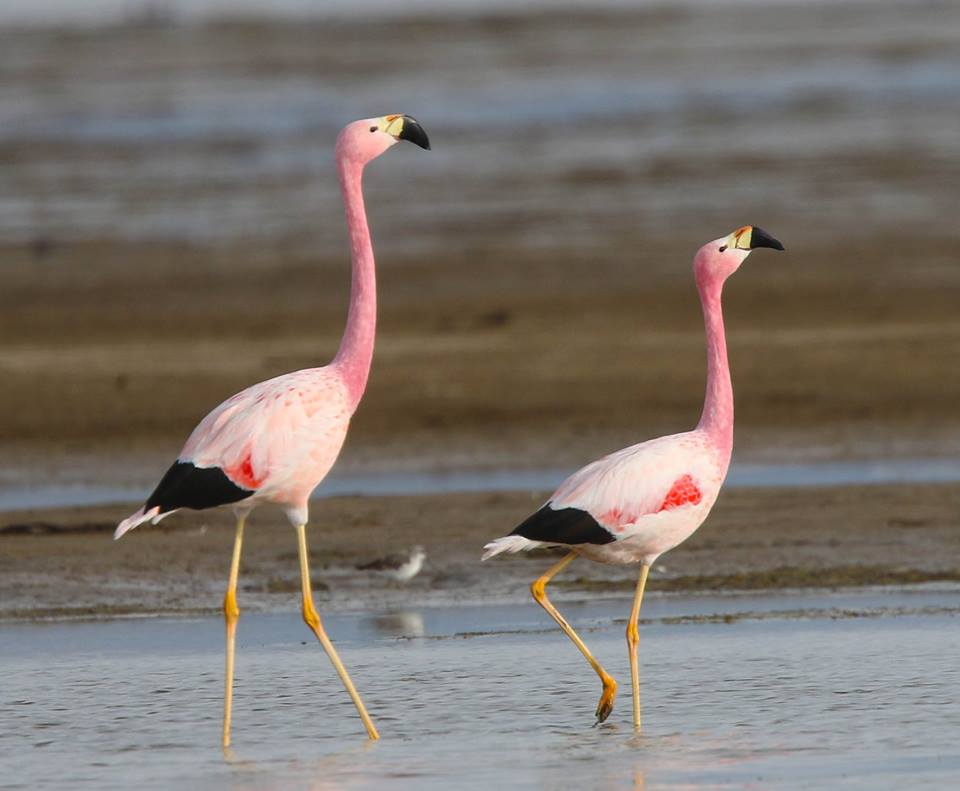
left=481, top=535, right=537, bottom=561
left=114, top=505, right=171, bottom=540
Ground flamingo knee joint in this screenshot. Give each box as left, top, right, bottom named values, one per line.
left=302, top=604, right=321, bottom=631
left=223, top=591, right=239, bottom=622
left=530, top=578, right=547, bottom=601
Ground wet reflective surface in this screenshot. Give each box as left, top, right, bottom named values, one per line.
left=6, top=456, right=960, bottom=511
left=4, top=591, right=960, bottom=789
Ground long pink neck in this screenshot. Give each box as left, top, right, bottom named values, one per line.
left=695, top=273, right=734, bottom=468
left=332, top=157, right=376, bottom=411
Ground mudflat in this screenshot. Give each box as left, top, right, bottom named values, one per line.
left=2, top=482, right=959, bottom=620
left=3, top=232, right=960, bottom=469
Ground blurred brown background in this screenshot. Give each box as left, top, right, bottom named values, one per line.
left=2, top=0, right=959, bottom=489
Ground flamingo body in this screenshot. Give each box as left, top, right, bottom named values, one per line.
left=485, top=430, right=727, bottom=566
left=116, top=367, right=352, bottom=537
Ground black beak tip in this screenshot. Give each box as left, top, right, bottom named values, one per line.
left=399, top=116, right=431, bottom=150
left=751, top=226, right=785, bottom=251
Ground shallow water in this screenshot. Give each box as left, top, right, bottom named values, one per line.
left=4, top=456, right=960, bottom=512
left=3, top=590, right=959, bottom=789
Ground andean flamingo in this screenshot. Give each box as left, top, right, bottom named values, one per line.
left=482, top=225, right=784, bottom=731
left=114, top=114, right=431, bottom=746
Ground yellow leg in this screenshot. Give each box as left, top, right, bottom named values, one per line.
left=222, top=514, right=246, bottom=749
left=531, top=551, right=618, bottom=723
left=296, top=523, right=380, bottom=741
left=627, top=564, right=650, bottom=732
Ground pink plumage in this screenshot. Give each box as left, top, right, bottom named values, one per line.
left=115, top=367, right=353, bottom=537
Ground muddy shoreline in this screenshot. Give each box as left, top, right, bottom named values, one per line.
left=2, top=481, right=958, bottom=621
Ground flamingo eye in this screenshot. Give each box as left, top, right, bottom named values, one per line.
left=719, top=245, right=727, bottom=252
left=369, top=126, right=377, bottom=133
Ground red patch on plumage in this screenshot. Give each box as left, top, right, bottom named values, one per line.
left=658, top=474, right=702, bottom=512
left=598, top=507, right=628, bottom=531
left=599, top=507, right=622, bottom=523
left=226, top=454, right=263, bottom=490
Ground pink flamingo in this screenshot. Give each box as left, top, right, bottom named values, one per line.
left=114, top=115, right=430, bottom=746
left=482, top=226, right=783, bottom=731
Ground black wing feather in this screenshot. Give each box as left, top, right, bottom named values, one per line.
left=510, top=504, right=615, bottom=546
left=145, top=461, right=252, bottom=514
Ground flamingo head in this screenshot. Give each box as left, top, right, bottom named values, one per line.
left=336, top=115, right=431, bottom=165
left=694, top=225, right=784, bottom=283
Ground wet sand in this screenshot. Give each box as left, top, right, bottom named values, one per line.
left=4, top=233, right=960, bottom=472
left=3, top=481, right=959, bottom=621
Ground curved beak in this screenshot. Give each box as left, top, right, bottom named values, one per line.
left=398, top=115, right=430, bottom=150
left=749, top=226, right=784, bottom=251
left=732, top=225, right=785, bottom=252
left=383, top=114, right=431, bottom=150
